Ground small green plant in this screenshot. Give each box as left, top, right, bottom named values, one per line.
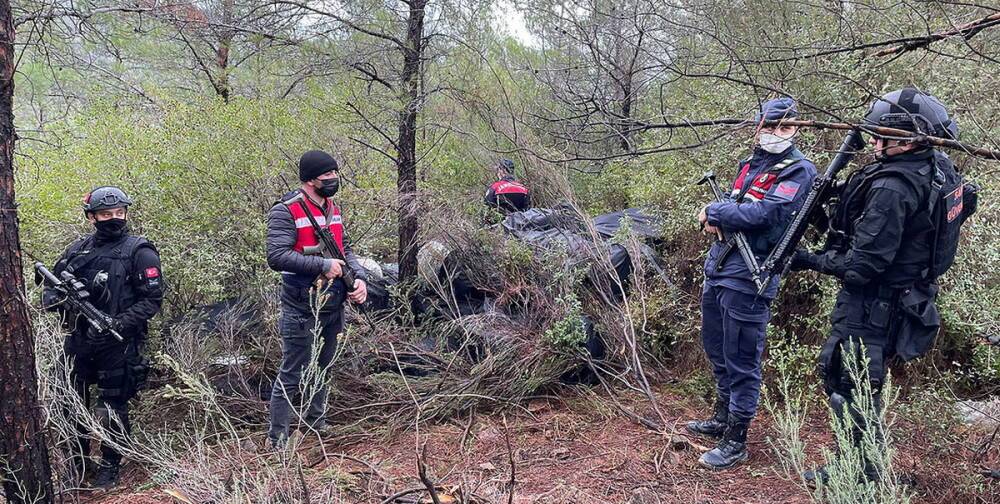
left=761, top=332, right=822, bottom=483
left=501, top=237, right=535, bottom=272
left=765, top=334, right=821, bottom=404
left=816, top=341, right=911, bottom=504
left=543, top=295, right=587, bottom=351
left=895, top=379, right=962, bottom=452
left=766, top=340, right=912, bottom=504
left=608, top=215, right=633, bottom=246
left=762, top=351, right=812, bottom=483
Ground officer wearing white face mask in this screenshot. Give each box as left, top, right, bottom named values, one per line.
left=691, top=97, right=817, bottom=470
left=759, top=128, right=795, bottom=154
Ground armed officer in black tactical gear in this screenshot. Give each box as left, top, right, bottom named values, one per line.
left=42, top=186, right=163, bottom=489
left=792, top=88, right=976, bottom=483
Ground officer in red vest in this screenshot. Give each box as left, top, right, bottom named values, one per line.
left=484, top=158, right=530, bottom=214
left=265, top=150, right=368, bottom=447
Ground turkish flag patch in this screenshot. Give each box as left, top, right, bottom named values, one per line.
left=774, top=181, right=801, bottom=201
left=145, top=267, right=160, bottom=279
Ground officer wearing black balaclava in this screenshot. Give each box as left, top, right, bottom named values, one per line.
left=42, top=186, right=163, bottom=489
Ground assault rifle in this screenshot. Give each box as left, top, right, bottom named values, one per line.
left=698, top=171, right=766, bottom=291
left=755, top=129, right=867, bottom=296
left=35, top=262, right=124, bottom=342
left=296, top=201, right=358, bottom=292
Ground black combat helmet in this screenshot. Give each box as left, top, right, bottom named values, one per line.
left=83, top=186, right=133, bottom=213
left=863, top=87, right=958, bottom=139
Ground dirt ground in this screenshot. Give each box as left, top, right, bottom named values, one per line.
left=66, top=384, right=999, bottom=504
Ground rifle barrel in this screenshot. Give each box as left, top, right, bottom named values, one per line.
left=756, top=129, right=865, bottom=295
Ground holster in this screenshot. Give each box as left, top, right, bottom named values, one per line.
left=894, top=283, right=941, bottom=361
left=819, top=284, right=900, bottom=393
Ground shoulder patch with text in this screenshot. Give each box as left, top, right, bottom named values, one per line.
left=773, top=181, right=801, bottom=202
left=144, top=267, right=161, bottom=287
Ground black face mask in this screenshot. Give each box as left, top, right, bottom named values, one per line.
left=94, top=218, right=128, bottom=241
left=316, top=178, right=340, bottom=198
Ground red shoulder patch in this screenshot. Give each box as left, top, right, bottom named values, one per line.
left=145, top=267, right=160, bottom=279
left=773, top=181, right=801, bottom=201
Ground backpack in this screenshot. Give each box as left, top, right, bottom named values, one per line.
left=927, top=151, right=979, bottom=279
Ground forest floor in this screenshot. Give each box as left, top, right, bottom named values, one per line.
left=63, top=380, right=1000, bottom=504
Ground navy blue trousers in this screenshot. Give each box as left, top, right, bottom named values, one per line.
left=700, top=283, right=771, bottom=421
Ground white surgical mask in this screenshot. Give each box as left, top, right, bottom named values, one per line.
left=758, top=132, right=794, bottom=154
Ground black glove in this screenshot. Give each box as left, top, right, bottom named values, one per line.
left=41, top=289, right=65, bottom=312
left=85, top=318, right=123, bottom=346
left=789, top=249, right=820, bottom=272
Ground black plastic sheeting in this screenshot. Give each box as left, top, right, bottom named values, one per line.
left=592, top=208, right=664, bottom=240
left=363, top=206, right=664, bottom=316
left=354, top=207, right=664, bottom=381
left=500, top=206, right=662, bottom=290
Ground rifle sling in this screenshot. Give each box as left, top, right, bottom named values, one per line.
left=295, top=199, right=357, bottom=292
left=296, top=199, right=339, bottom=257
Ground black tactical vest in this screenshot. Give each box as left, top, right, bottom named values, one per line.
left=62, top=234, right=149, bottom=318
left=831, top=150, right=936, bottom=286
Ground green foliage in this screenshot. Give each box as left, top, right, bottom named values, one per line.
left=631, top=283, right=692, bottom=356
left=764, top=334, right=822, bottom=404
left=896, top=381, right=963, bottom=452
left=500, top=235, right=535, bottom=272
left=11, top=0, right=999, bottom=404
left=17, top=97, right=397, bottom=309
left=10, top=3, right=1000, bottom=502
left=667, top=371, right=716, bottom=403
left=766, top=341, right=914, bottom=504
left=543, top=294, right=587, bottom=351
left=817, top=343, right=911, bottom=504
left=762, top=351, right=812, bottom=485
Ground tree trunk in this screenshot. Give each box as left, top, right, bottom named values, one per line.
left=396, top=0, right=426, bottom=283
left=0, top=0, right=55, bottom=501
left=618, top=78, right=633, bottom=152
left=215, top=0, right=235, bottom=102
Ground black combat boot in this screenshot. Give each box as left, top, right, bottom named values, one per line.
left=804, top=391, right=885, bottom=485
left=803, top=465, right=830, bottom=484
left=699, top=418, right=749, bottom=470
left=803, top=392, right=847, bottom=485
left=686, top=398, right=729, bottom=439
left=92, top=460, right=120, bottom=490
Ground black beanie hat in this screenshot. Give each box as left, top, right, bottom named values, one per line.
left=299, top=150, right=339, bottom=182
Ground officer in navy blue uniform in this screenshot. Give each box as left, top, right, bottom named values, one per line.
left=690, top=98, right=818, bottom=469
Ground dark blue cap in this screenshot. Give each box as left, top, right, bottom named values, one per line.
left=498, top=158, right=515, bottom=174
left=755, top=97, right=799, bottom=122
